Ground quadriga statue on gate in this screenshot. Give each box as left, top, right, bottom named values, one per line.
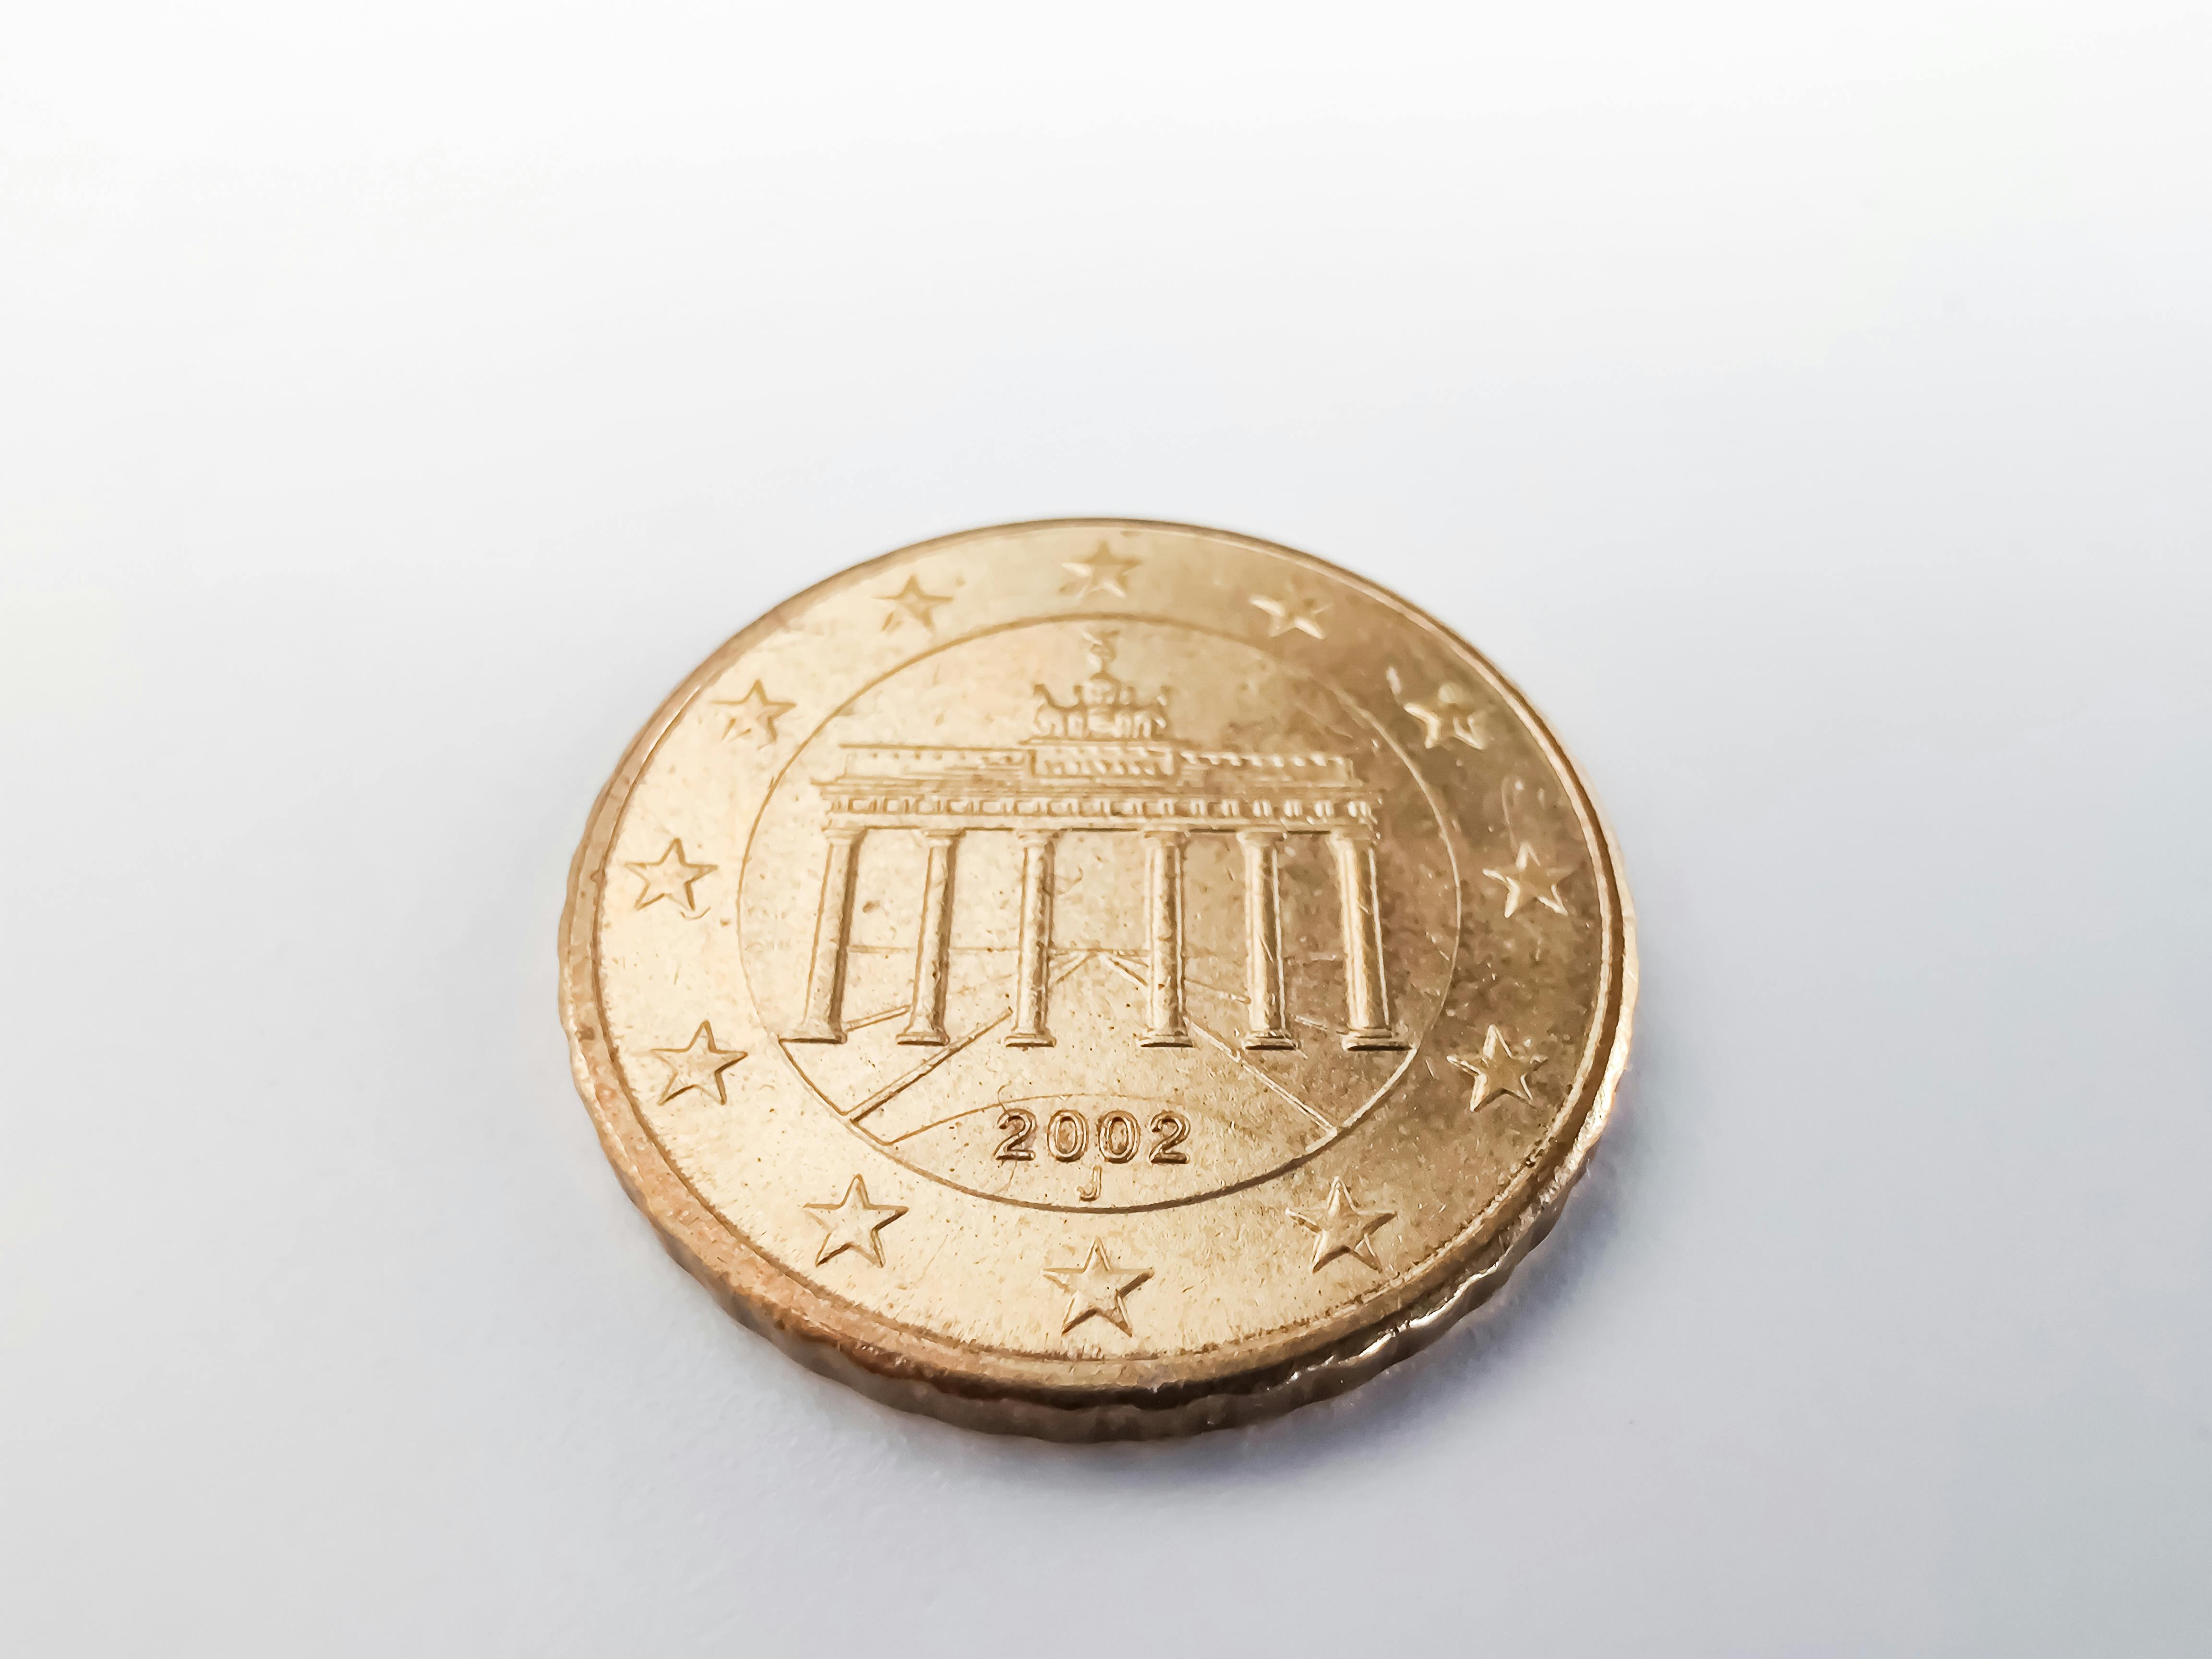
left=1032, top=630, right=1170, bottom=741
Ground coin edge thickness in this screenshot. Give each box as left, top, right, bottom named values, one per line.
left=557, top=519, right=1638, bottom=1440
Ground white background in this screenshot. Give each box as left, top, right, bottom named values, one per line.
left=4, top=4, right=2208, bottom=1653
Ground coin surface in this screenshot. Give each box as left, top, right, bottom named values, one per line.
left=559, top=519, right=1635, bottom=1438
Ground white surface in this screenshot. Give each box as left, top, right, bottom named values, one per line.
left=4, top=5, right=2209, bottom=1654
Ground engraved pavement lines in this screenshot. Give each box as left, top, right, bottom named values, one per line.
left=1287, top=1178, right=1395, bottom=1273
left=625, top=839, right=716, bottom=915
left=833, top=1001, right=913, bottom=1034
left=1095, top=952, right=1339, bottom=1136
left=649, top=1022, right=746, bottom=1104
left=817, top=951, right=1100, bottom=1130
left=819, top=946, right=1346, bottom=1147
left=1447, top=1025, right=1545, bottom=1111
left=804, top=1177, right=907, bottom=1267
left=1043, top=1241, right=1152, bottom=1334
left=713, top=680, right=794, bottom=746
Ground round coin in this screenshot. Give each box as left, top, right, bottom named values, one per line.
left=559, top=519, right=1635, bottom=1438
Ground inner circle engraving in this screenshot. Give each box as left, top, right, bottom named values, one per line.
left=737, top=618, right=1457, bottom=1211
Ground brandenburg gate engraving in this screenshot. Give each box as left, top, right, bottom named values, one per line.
left=786, top=635, right=1406, bottom=1054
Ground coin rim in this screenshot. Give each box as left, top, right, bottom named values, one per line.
left=558, top=518, right=1637, bottom=1439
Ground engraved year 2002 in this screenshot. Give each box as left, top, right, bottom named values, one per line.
left=995, top=1107, right=1190, bottom=1166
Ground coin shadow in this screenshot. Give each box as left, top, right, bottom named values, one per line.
left=867, top=1063, right=1653, bottom=1483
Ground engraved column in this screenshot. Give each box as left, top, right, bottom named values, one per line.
left=1006, top=830, right=1058, bottom=1047
left=1330, top=826, right=1403, bottom=1049
left=789, top=826, right=864, bottom=1043
left=898, top=829, right=962, bottom=1046
left=1141, top=830, right=1191, bottom=1046
left=1238, top=829, right=1294, bottom=1048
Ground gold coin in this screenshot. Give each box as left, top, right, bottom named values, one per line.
left=559, top=519, right=1635, bottom=1438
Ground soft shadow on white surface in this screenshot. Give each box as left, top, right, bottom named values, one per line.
left=3, top=4, right=2209, bottom=1655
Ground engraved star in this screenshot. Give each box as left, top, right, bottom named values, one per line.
left=624, top=839, right=716, bottom=914
left=1481, top=842, right=1576, bottom=917
left=804, top=1176, right=907, bottom=1267
left=1400, top=683, right=1488, bottom=750
left=649, top=1022, right=745, bottom=1104
left=713, top=680, right=794, bottom=746
left=880, top=575, right=952, bottom=632
left=1288, top=1178, right=1395, bottom=1273
left=1043, top=1240, right=1151, bottom=1335
left=1060, top=543, right=1140, bottom=599
left=1250, top=593, right=1327, bottom=639
left=1448, top=1025, right=1546, bottom=1111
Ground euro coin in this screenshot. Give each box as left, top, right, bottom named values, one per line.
left=559, top=519, right=1635, bottom=1438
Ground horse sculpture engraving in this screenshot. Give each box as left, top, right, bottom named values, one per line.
left=1031, top=631, right=1170, bottom=740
